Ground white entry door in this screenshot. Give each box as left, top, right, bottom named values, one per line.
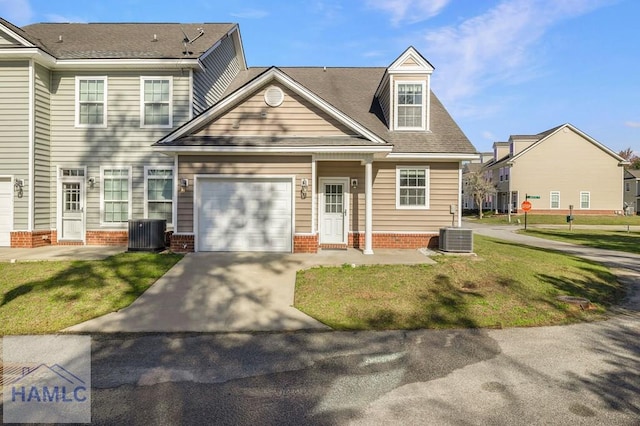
left=320, top=178, right=349, bottom=244
left=60, top=181, right=84, bottom=241
left=0, top=178, right=12, bottom=246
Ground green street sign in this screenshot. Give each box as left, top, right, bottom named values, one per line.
left=526, top=195, right=541, bottom=199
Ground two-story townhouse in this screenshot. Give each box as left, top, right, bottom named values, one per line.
left=154, top=47, right=478, bottom=254
left=1, top=17, right=478, bottom=254
left=0, top=18, right=246, bottom=247
left=623, top=169, right=640, bottom=214
left=483, top=124, right=627, bottom=215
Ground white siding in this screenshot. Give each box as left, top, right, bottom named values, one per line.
left=49, top=70, right=189, bottom=230
left=0, top=60, right=30, bottom=230
left=193, top=35, right=241, bottom=114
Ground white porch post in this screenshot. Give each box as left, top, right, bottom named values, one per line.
left=364, top=159, right=374, bottom=255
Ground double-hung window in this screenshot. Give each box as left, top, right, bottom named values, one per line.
left=396, top=166, right=429, bottom=209
left=76, top=77, right=107, bottom=127
left=101, top=167, right=131, bottom=224
left=550, top=191, right=560, bottom=209
left=141, top=77, right=172, bottom=128
left=580, top=191, right=590, bottom=209
left=395, top=81, right=426, bottom=130
left=145, top=167, right=173, bottom=225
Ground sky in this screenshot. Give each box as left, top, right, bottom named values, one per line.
left=1, top=0, right=639, bottom=155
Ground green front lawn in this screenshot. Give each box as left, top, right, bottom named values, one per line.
left=520, top=228, right=640, bottom=254
left=0, top=252, right=183, bottom=335
left=294, top=235, right=625, bottom=330
left=467, top=214, right=640, bottom=226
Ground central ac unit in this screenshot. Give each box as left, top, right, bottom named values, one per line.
left=439, top=227, right=473, bottom=253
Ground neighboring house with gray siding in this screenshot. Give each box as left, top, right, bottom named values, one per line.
left=1, top=17, right=478, bottom=253
left=482, top=124, right=627, bottom=215
left=0, top=18, right=246, bottom=247
left=624, top=169, right=640, bottom=214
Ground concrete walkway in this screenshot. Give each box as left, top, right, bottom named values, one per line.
left=464, top=221, right=640, bottom=314
left=0, top=245, right=126, bottom=262
left=66, top=248, right=435, bottom=333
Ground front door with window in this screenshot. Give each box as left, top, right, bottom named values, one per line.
left=61, top=181, right=84, bottom=240
left=319, top=178, right=349, bottom=244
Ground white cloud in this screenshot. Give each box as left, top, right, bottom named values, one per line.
left=421, top=0, right=613, bottom=106
left=44, top=14, right=86, bottom=23
left=367, top=0, right=451, bottom=25
left=482, top=131, right=496, bottom=140
left=0, top=0, right=33, bottom=25
left=230, top=8, right=269, bottom=19
left=624, top=121, right=640, bottom=128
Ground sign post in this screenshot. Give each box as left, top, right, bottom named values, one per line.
left=521, top=196, right=532, bottom=230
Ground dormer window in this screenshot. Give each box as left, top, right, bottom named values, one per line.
left=395, top=81, right=426, bottom=131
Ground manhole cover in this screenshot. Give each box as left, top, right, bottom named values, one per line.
left=557, top=295, right=591, bottom=309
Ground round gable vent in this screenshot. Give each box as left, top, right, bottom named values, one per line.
left=264, top=85, right=284, bottom=107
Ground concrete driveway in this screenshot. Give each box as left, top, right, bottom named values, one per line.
left=66, top=248, right=435, bottom=333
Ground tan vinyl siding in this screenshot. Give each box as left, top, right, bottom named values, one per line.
left=510, top=129, right=623, bottom=211
left=318, top=161, right=459, bottom=233
left=178, top=155, right=312, bottom=233
left=377, top=77, right=390, bottom=128
left=194, top=82, right=355, bottom=137
left=0, top=60, right=30, bottom=230
left=50, top=70, right=187, bottom=229
left=34, top=63, right=51, bottom=230
left=193, top=34, right=241, bottom=114
left=373, top=162, right=458, bottom=232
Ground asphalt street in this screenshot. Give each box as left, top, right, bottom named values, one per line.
left=87, top=318, right=638, bottom=425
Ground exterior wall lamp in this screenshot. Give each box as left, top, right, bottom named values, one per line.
left=14, top=178, right=24, bottom=198
left=351, top=178, right=358, bottom=189
left=88, top=177, right=97, bottom=188
left=179, top=178, right=189, bottom=193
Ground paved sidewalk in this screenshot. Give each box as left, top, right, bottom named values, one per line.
left=0, top=245, right=126, bottom=262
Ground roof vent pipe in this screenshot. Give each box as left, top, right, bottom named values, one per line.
left=152, top=34, right=157, bottom=42
left=58, top=35, right=63, bottom=43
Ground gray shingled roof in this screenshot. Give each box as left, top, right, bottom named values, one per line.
left=194, top=66, right=476, bottom=154
left=19, top=22, right=236, bottom=59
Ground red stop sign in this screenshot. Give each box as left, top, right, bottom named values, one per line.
left=521, top=201, right=532, bottom=212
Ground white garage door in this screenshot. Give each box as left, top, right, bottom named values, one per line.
left=0, top=178, right=13, bottom=246
left=197, top=177, right=293, bottom=252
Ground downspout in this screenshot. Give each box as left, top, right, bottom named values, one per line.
left=457, top=164, right=462, bottom=227
left=364, top=158, right=373, bottom=255
left=28, top=59, right=35, bottom=232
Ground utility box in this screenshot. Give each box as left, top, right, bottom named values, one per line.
left=128, top=219, right=167, bottom=252
left=439, top=228, right=473, bottom=253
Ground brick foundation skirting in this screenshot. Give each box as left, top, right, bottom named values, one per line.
left=349, top=232, right=439, bottom=249
left=10, top=230, right=53, bottom=248
left=170, top=234, right=195, bottom=253
left=294, top=234, right=319, bottom=253
left=85, top=230, right=128, bottom=246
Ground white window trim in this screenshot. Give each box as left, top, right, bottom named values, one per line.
left=143, top=165, right=175, bottom=227
left=394, top=80, right=426, bottom=131
left=550, top=191, right=560, bottom=209
left=396, top=165, right=430, bottom=210
left=580, top=191, right=591, bottom=209
left=99, top=166, right=132, bottom=227
left=140, top=76, right=173, bottom=129
left=75, top=76, right=107, bottom=128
